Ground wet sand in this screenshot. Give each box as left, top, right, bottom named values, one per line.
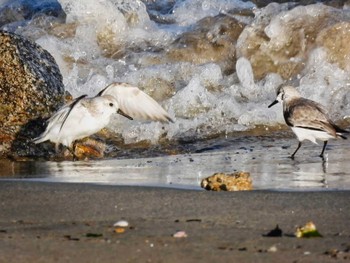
left=0, top=181, right=350, bottom=262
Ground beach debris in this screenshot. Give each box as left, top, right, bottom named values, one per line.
left=263, top=224, right=283, bottom=237
left=324, top=249, right=340, bottom=258
left=200, top=172, right=252, bottom=191
left=86, top=233, right=103, bottom=238
left=186, top=219, right=202, bottom=223
left=73, top=138, right=106, bottom=159
left=267, top=245, right=278, bottom=253
left=114, top=228, right=126, bottom=234
left=113, top=220, right=129, bottom=234
left=295, top=221, right=323, bottom=238
left=324, top=246, right=350, bottom=259
left=64, top=235, right=80, bottom=241
left=173, top=231, right=188, bottom=238
left=113, top=220, right=129, bottom=228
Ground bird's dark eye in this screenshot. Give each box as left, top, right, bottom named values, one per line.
left=109, top=103, right=114, bottom=107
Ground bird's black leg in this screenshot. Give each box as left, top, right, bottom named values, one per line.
left=290, top=142, right=302, bottom=159
left=67, top=141, right=78, bottom=161
left=73, top=141, right=79, bottom=161
left=320, top=141, right=328, bottom=158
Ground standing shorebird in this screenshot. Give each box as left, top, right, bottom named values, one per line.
left=268, top=85, right=347, bottom=158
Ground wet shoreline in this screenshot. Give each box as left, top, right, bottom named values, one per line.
left=1, top=131, right=350, bottom=191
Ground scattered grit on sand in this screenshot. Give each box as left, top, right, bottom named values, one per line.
left=0, top=181, right=349, bottom=262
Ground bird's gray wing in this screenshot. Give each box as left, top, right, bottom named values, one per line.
left=58, top=95, right=88, bottom=132
left=286, top=98, right=337, bottom=136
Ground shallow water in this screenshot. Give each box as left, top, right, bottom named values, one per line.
left=2, top=132, right=350, bottom=191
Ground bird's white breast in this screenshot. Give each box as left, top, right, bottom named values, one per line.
left=291, top=127, right=335, bottom=144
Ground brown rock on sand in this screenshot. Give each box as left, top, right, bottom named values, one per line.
left=201, top=171, right=253, bottom=191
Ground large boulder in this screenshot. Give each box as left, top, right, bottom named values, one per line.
left=0, top=30, right=65, bottom=157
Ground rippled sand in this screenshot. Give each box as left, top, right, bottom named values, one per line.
left=1, top=131, right=350, bottom=191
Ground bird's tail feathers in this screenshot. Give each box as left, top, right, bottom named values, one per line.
left=32, top=133, right=48, bottom=144
left=336, top=132, right=347, bottom=140
left=334, top=124, right=349, bottom=139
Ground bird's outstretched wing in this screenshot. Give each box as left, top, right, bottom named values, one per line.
left=98, top=83, right=174, bottom=123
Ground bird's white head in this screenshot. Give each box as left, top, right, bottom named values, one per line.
left=95, top=95, right=119, bottom=116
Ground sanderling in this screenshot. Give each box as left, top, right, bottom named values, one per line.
left=97, top=82, right=174, bottom=123
left=268, top=85, right=347, bottom=158
left=34, top=82, right=174, bottom=157
left=33, top=94, right=130, bottom=155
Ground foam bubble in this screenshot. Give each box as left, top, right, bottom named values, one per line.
left=170, top=0, right=255, bottom=26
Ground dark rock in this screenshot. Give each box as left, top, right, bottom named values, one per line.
left=0, top=0, right=66, bottom=28
left=0, top=30, right=65, bottom=157
left=263, top=225, right=283, bottom=237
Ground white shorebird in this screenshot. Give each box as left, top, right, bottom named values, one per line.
left=34, top=82, right=174, bottom=157
left=268, top=85, right=347, bottom=158
left=33, top=94, right=127, bottom=155
left=97, top=82, right=174, bottom=123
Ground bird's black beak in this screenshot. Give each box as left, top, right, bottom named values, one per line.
left=117, top=109, right=133, bottom=120
left=268, top=100, right=279, bottom=108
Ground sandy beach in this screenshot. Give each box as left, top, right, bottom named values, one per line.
left=0, top=181, right=349, bottom=262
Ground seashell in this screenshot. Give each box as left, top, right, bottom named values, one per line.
left=173, top=231, right=188, bottom=238
left=113, top=220, right=129, bottom=227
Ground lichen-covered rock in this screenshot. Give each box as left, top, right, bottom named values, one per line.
left=201, top=171, right=253, bottom=191
left=0, top=30, right=65, bottom=157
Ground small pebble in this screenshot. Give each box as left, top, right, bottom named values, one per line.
left=173, top=231, right=188, bottom=238
left=268, top=245, right=278, bottom=253
left=113, top=220, right=129, bottom=227
left=114, top=228, right=125, bottom=234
